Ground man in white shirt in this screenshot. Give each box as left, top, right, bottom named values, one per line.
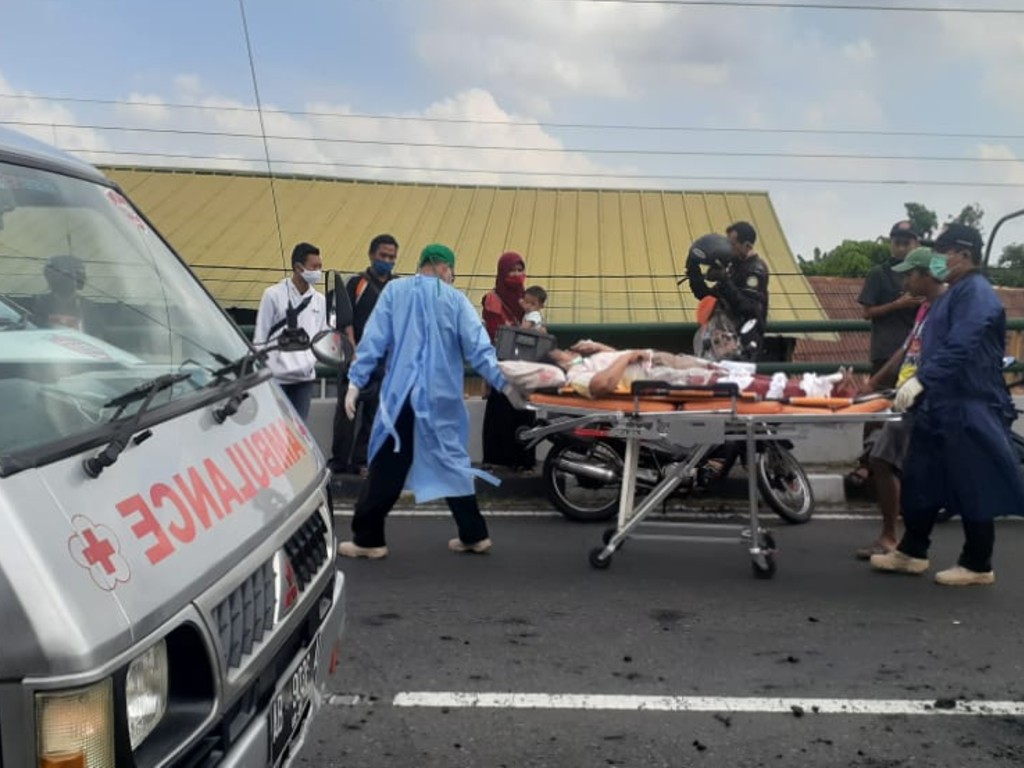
left=253, top=242, right=328, bottom=420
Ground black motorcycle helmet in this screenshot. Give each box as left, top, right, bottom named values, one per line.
left=687, top=233, right=734, bottom=268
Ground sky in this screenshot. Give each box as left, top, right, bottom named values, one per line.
left=1, top=0, right=1023, bottom=261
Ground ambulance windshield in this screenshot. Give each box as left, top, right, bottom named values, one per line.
left=0, top=160, right=252, bottom=468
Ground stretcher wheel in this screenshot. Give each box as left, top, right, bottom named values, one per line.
left=751, top=553, right=776, bottom=579
left=751, top=531, right=777, bottom=579
left=589, top=547, right=612, bottom=569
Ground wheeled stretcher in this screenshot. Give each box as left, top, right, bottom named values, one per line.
left=518, top=381, right=900, bottom=579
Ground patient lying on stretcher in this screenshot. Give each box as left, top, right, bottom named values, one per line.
left=498, top=339, right=859, bottom=401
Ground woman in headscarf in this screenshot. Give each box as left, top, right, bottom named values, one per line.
left=481, top=251, right=536, bottom=470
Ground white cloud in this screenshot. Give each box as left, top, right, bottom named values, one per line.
left=0, top=72, right=109, bottom=153
left=0, top=71, right=625, bottom=189
left=933, top=12, right=1024, bottom=111
left=974, top=143, right=1024, bottom=186
left=842, top=39, right=876, bottom=62
left=414, top=0, right=740, bottom=106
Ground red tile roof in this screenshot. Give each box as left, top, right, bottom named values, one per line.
left=792, top=276, right=1024, bottom=365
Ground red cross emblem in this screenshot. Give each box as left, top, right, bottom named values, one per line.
left=68, top=515, right=131, bottom=591
left=282, top=558, right=299, bottom=612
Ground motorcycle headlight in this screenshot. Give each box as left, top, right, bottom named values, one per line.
left=36, top=679, right=115, bottom=768
left=125, top=640, right=168, bottom=749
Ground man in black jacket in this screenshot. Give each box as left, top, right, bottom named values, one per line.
left=686, top=222, right=769, bottom=361
left=329, top=234, right=399, bottom=475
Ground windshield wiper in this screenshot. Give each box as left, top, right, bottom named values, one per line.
left=82, top=372, right=192, bottom=478
left=206, top=328, right=310, bottom=424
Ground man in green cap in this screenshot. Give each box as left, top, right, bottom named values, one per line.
left=339, top=243, right=525, bottom=559
left=854, top=246, right=944, bottom=560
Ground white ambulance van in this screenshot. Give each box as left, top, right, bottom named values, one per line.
left=0, top=127, right=346, bottom=767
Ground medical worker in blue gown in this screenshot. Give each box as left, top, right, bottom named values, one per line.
left=337, top=243, right=525, bottom=559
left=872, top=224, right=1024, bottom=586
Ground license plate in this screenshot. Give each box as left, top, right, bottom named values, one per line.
left=269, top=636, right=320, bottom=766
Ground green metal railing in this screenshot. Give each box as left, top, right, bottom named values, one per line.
left=240, top=319, right=1024, bottom=377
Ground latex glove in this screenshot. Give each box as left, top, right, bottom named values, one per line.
left=502, top=383, right=527, bottom=410
left=894, top=376, right=923, bottom=412
left=344, top=383, right=360, bottom=420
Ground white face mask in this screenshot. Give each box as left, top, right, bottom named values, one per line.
left=302, top=269, right=322, bottom=285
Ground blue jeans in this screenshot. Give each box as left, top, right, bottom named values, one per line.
left=280, top=380, right=315, bottom=421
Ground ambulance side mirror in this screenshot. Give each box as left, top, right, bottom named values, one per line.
left=310, top=328, right=353, bottom=366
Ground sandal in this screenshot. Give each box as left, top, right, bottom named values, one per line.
left=845, top=466, right=871, bottom=488
left=697, top=458, right=728, bottom=489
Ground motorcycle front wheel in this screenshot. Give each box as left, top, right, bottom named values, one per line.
left=543, top=440, right=623, bottom=522
left=755, top=444, right=814, bottom=524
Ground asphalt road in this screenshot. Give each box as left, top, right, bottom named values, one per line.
left=297, top=510, right=1024, bottom=767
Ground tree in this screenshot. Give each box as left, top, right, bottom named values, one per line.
left=800, top=239, right=889, bottom=278
left=999, top=242, right=1024, bottom=270
left=904, top=202, right=938, bottom=239
left=949, top=203, right=984, bottom=233
left=981, top=243, right=1024, bottom=287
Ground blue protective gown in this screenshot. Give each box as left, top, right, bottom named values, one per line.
left=902, top=271, right=1024, bottom=522
left=347, top=275, right=509, bottom=503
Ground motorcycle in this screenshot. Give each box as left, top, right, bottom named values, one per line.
left=537, top=419, right=814, bottom=524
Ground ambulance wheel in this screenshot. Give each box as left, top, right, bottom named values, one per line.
left=589, top=547, right=612, bottom=569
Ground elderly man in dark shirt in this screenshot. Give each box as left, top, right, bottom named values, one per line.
left=859, top=220, right=923, bottom=374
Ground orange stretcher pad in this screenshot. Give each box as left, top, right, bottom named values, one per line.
left=529, top=391, right=893, bottom=415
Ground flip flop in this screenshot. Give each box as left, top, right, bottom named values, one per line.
left=855, top=543, right=894, bottom=560
left=845, top=467, right=871, bottom=488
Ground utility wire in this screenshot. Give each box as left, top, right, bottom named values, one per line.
left=10, top=119, right=1023, bottom=164
left=237, top=0, right=286, bottom=271
left=545, top=0, right=1021, bottom=13
left=2, top=93, right=1023, bottom=141
left=78, top=151, right=1024, bottom=189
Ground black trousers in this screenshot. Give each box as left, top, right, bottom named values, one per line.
left=330, top=375, right=380, bottom=471
left=899, top=513, right=995, bottom=573
left=482, top=389, right=536, bottom=468
left=350, top=398, right=489, bottom=548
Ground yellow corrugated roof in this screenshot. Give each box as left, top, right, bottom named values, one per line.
left=101, top=167, right=826, bottom=325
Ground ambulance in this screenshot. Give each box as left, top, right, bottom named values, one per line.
left=0, top=127, right=347, bottom=767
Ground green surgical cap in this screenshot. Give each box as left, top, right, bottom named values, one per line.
left=418, top=243, right=456, bottom=269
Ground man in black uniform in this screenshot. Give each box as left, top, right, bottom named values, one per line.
left=686, top=221, right=770, bottom=361
left=329, top=234, right=399, bottom=475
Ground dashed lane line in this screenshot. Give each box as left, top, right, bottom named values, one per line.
left=391, top=691, right=1024, bottom=717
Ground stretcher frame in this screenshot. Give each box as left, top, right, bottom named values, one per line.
left=519, top=381, right=901, bottom=578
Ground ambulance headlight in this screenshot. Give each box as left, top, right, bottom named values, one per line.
left=35, top=679, right=115, bottom=768
left=125, top=640, right=168, bottom=749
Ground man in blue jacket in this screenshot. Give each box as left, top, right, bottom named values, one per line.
left=871, top=224, right=1024, bottom=586
left=338, top=243, right=524, bottom=559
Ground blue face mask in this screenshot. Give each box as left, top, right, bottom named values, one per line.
left=371, top=260, right=394, bottom=276
left=929, top=255, right=950, bottom=282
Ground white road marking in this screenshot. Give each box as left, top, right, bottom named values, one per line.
left=392, top=691, right=1024, bottom=717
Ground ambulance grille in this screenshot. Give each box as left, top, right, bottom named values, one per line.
left=213, top=560, right=276, bottom=672
left=213, top=510, right=330, bottom=672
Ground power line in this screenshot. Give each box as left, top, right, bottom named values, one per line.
left=237, top=0, right=286, bottom=271
left=3, top=93, right=1023, bottom=141
left=78, top=149, right=1024, bottom=188
left=6, top=119, right=1022, bottom=165
left=546, top=0, right=1021, bottom=12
